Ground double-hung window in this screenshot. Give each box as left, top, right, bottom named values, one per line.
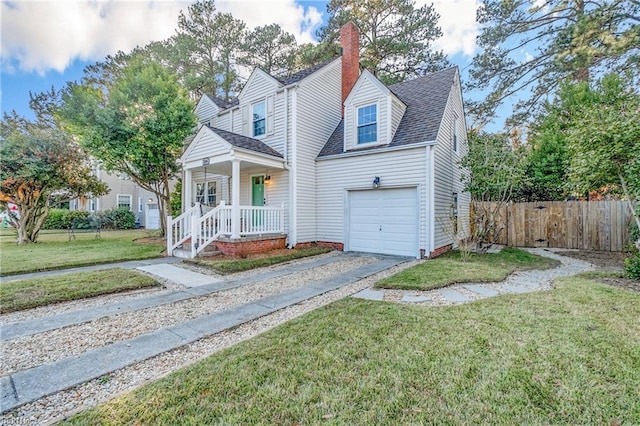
left=196, top=182, right=217, bottom=206
left=252, top=101, right=266, bottom=137
left=117, top=194, right=132, bottom=210
left=357, top=104, right=377, bottom=144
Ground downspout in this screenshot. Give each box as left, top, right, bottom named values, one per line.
left=289, top=87, right=298, bottom=248
left=428, top=145, right=436, bottom=256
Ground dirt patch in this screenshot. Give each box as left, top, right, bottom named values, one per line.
left=555, top=250, right=628, bottom=269
left=134, top=237, right=165, bottom=246
left=556, top=250, right=639, bottom=293
left=595, top=276, right=640, bottom=293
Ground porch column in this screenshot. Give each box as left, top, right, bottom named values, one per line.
left=231, top=159, right=241, bottom=239
left=184, top=169, right=193, bottom=211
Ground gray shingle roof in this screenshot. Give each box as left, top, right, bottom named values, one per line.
left=207, top=126, right=283, bottom=158
left=277, top=59, right=337, bottom=85
left=206, top=95, right=239, bottom=110
left=318, top=67, right=458, bottom=158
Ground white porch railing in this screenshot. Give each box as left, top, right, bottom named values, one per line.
left=239, top=206, right=285, bottom=235
left=167, top=203, right=285, bottom=258
left=167, top=203, right=200, bottom=255
left=193, top=203, right=232, bottom=257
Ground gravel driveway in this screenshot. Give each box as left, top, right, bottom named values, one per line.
left=0, top=252, right=418, bottom=425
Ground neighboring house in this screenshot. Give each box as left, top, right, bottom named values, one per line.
left=170, top=22, right=470, bottom=259
left=71, top=168, right=168, bottom=230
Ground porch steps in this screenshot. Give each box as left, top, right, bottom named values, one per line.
left=172, top=244, right=222, bottom=259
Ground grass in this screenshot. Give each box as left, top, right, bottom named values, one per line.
left=376, top=247, right=560, bottom=290
left=187, top=247, right=332, bottom=274
left=0, top=268, right=159, bottom=313
left=0, top=230, right=164, bottom=276
left=64, top=275, right=640, bottom=425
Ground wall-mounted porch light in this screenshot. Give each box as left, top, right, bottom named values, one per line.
left=372, top=176, right=381, bottom=189
left=265, top=171, right=272, bottom=183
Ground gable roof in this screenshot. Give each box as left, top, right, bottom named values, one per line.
left=206, top=95, right=239, bottom=110
left=207, top=126, right=283, bottom=158
left=318, top=66, right=458, bottom=158
left=276, top=58, right=337, bottom=85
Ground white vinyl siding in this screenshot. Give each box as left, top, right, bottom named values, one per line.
left=293, top=60, right=342, bottom=243
left=390, top=96, right=406, bottom=141
left=194, top=96, right=219, bottom=124
left=433, top=75, right=470, bottom=250
left=185, top=130, right=230, bottom=162
left=212, top=110, right=231, bottom=131
left=316, top=147, right=428, bottom=254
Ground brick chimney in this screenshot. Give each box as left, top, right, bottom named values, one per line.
left=341, top=21, right=359, bottom=116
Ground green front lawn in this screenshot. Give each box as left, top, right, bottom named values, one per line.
left=0, top=230, right=164, bottom=276
left=0, top=269, right=159, bottom=313
left=376, top=247, right=560, bottom=290
left=187, top=247, right=332, bottom=274
left=65, top=275, right=640, bottom=425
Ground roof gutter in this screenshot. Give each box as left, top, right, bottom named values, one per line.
left=316, top=140, right=436, bottom=161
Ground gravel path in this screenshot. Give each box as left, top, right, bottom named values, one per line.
left=379, top=248, right=595, bottom=305
left=0, top=254, right=417, bottom=425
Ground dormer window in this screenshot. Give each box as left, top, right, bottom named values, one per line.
left=252, top=101, right=266, bottom=137
left=357, top=104, right=377, bottom=144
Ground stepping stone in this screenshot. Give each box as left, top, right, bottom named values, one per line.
left=462, top=284, right=499, bottom=298
left=439, top=289, right=470, bottom=303
left=351, top=288, right=384, bottom=301
left=137, top=264, right=221, bottom=287
left=500, top=284, right=535, bottom=294
left=401, top=294, right=430, bottom=303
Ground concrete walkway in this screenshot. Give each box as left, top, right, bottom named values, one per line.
left=0, top=257, right=182, bottom=283
left=352, top=248, right=595, bottom=305
left=1, top=254, right=408, bottom=413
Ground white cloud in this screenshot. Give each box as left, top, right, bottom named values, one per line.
left=1, top=0, right=473, bottom=75
left=217, top=0, right=323, bottom=44
left=1, top=0, right=186, bottom=74
left=423, top=0, right=481, bottom=57
left=1, top=0, right=324, bottom=75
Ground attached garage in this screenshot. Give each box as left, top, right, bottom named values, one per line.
left=346, top=187, right=419, bottom=257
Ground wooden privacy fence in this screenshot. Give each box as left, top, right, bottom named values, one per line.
left=472, top=201, right=636, bottom=252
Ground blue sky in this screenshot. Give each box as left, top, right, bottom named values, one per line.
left=1, top=0, right=484, bottom=125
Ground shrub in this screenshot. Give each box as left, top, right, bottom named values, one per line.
left=43, top=209, right=90, bottom=229
left=625, top=255, right=640, bottom=280
left=99, top=207, right=136, bottom=230
left=625, top=246, right=640, bottom=280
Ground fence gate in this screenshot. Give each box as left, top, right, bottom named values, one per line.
left=476, top=200, right=634, bottom=252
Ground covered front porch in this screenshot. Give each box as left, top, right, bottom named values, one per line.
left=167, top=125, right=288, bottom=258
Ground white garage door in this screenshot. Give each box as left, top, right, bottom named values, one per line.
left=145, top=203, right=160, bottom=230
left=348, top=188, right=418, bottom=257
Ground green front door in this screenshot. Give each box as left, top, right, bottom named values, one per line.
left=252, top=176, right=264, bottom=227
left=252, top=176, right=264, bottom=206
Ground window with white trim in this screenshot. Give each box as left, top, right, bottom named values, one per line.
left=252, top=101, right=266, bottom=137
left=196, top=182, right=217, bottom=206
left=89, top=198, right=96, bottom=212
left=138, top=197, right=143, bottom=213
left=117, top=194, right=132, bottom=210
left=357, top=104, right=377, bottom=144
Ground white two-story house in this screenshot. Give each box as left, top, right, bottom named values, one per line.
left=169, top=22, right=470, bottom=259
